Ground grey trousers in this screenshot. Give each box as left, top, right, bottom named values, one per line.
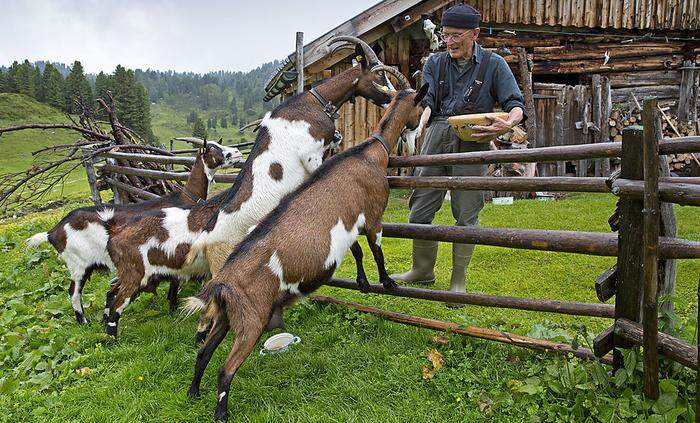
left=408, top=119, right=490, bottom=226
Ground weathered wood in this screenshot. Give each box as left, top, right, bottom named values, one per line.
left=606, top=70, right=681, bottom=88
left=100, top=151, right=196, bottom=165
left=575, top=85, right=590, bottom=177
left=612, top=85, right=680, bottom=102
left=555, top=89, right=566, bottom=176
left=678, top=60, right=695, bottom=122
left=592, top=75, right=603, bottom=176
left=326, top=279, right=614, bottom=318
left=105, top=177, right=160, bottom=201
left=398, top=32, right=410, bottom=77
left=595, top=266, right=618, bottom=302
left=530, top=43, right=686, bottom=61
left=533, top=55, right=684, bottom=75
left=614, top=126, right=646, bottom=370
left=296, top=32, right=304, bottom=94
left=615, top=318, right=697, bottom=370
left=100, top=164, right=238, bottom=183
left=593, top=325, right=615, bottom=358
left=642, top=99, right=661, bottom=399
left=387, top=137, right=700, bottom=168
left=659, top=157, right=677, bottom=334
left=517, top=48, right=538, bottom=150
left=389, top=0, right=445, bottom=32
left=611, top=179, right=700, bottom=206
left=388, top=176, right=609, bottom=192
left=381, top=223, right=700, bottom=259
left=601, top=76, right=612, bottom=175
left=311, top=295, right=612, bottom=364
left=82, top=148, right=103, bottom=206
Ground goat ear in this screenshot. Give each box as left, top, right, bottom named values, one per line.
left=354, top=45, right=367, bottom=69
left=414, top=83, right=429, bottom=105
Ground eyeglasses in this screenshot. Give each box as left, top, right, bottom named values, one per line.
left=438, top=30, right=471, bottom=42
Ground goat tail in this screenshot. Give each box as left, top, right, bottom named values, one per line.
left=180, top=281, right=234, bottom=321
left=25, top=232, right=49, bottom=247
left=180, top=296, right=206, bottom=319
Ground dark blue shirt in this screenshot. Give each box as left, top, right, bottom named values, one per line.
left=422, top=42, right=527, bottom=120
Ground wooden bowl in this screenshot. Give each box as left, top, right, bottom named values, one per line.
left=447, top=112, right=510, bottom=142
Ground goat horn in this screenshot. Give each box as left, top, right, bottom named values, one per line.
left=239, top=118, right=262, bottom=132
left=370, top=64, right=411, bottom=90
left=330, top=43, right=357, bottom=58
left=372, top=81, right=396, bottom=95
left=327, top=36, right=380, bottom=66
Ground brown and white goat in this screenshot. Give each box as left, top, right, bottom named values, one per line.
left=183, top=84, right=428, bottom=421
left=25, top=140, right=243, bottom=324
left=101, top=37, right=399, bottom=338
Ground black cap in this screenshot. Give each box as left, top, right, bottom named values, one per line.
left=441, top=4, right=480, bottom=29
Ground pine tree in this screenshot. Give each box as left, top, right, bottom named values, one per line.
left=193, top=117, right=207, bottom=139
left=33, top=65, right=44, bottom=102
left=230, top=97, right=238, bottom=126
left=16, top=60, right=35, bottom=98
left=42, top=63, right=65, bottom=110
left=94, top=71, right=110, bottom=102
left=211, top=115, right=217, bottom=129
left=4, top=61, right=20, bottom=93
left=187, top=110, right=197, bottom=124
left=221, top=116, right=227, bottom=128
left=64, top=60, right=93, bottom=113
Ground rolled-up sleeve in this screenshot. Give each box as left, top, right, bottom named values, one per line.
left=420, top=54, right=439, bottom=110
left=492, top=55, right=528, bottom=122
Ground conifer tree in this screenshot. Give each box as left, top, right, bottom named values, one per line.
left=221, top=116, right=227, bottom=128
left=16, top=60, right=36, bottom=98
left=193, top=117, right=207, bottom=139
left=94, top=71, right=110, bottom=102
left=42, top=63, right=65, bottom=110
left=64, top=60, right=92, bottom=113
left=33, top=65, right=44, bottom=102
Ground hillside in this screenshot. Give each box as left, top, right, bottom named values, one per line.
left=0, top=93, right=90, bottom=203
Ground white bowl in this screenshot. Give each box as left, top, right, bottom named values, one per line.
left=260, top=332, right=300, bottom=355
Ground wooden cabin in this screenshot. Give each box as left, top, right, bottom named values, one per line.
left=264, top=0, right=699, bottom=177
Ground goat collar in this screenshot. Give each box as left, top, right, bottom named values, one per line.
left=370, top=132, right=391, bottom=155
left=173, top=184, right=203, bottom=204
left=309, top=87, right=340, bottom=120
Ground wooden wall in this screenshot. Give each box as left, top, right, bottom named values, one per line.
left=471, top=0, right=699, bottom=30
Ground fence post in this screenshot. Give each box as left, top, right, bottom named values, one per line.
left=641, top=98, right=661, bottom=399
left=81, top=148, right=102, bottom=206
left=614, top=125, right=645, bottom=370
left=296, top=32, right=304, bottom=94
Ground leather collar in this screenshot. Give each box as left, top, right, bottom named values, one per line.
left=174, top=184, right=203, bottom=203
left=370, top=133, right=391, bottom=155
left=309, top=87, right=340, bottom=120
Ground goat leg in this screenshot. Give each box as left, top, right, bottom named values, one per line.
left=365, top=230, right=397, bottom=290
left=265, top=306, right=285, bottom=331
left=349, top=241, right=370, bottom=292
left=189, top=320, right=230, bottom=399
left=105, top=285, right=137, bottom=337
left=103, top=277, right=118, bottom=324
left=167, top=279, right=180, bottom=315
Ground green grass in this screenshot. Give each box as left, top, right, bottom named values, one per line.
left=0, top=94, right=90, bottom=204
left=0, top=193, right=697, bottom=422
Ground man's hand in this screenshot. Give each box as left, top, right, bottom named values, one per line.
left=471, top=107, right=523, bottom=139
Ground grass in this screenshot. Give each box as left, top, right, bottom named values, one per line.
left=0, top=192, right=697, bottom=422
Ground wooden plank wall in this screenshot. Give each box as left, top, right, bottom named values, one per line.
left=472, top=0, right=699, bottom=30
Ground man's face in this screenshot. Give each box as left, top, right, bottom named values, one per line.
left=442, top=26, right=480, bottom=60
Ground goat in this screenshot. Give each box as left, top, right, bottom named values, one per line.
left=183, top=83, right=428, bottom=421
left=25, top=140, right=243, bottom=324
left=101, top=37, right=399, bottom=338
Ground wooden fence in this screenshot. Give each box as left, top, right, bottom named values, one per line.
left=87, top=102, right=700, bottom=400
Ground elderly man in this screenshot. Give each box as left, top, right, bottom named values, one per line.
left=391, top=4, right=526, bottom=303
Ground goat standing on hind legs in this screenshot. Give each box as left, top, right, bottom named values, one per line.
left=24, top=140, right=242, bottom=324
left=184, top=83, right=428, bottom=422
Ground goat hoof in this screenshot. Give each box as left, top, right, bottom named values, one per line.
left=187, top=387, right=200, bottom=399
left=105, top=324, right=118, bottom=338
left=357, top=277, right=370, bottom=293
left=75, top=313, right=88, bottom=325
left=214, top=409, right=228, bottom=421
left=194, top=331, right=208, bottom=345
left=381, top=277, right=398, bottom=290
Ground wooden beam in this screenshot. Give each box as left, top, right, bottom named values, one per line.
left=311, top=295, right=613, bottom=364
left=615, top=318, right=697, bottom=370
left=296, top=32, right=304, bottom=94
left=517, top=47, right=538, bottom=149
left=105, top=177, right=160, bottom=201
left=390, top=0, right=446, bottom=33
left=595, top=266, right=618, bottom=302
left=678, top=60, right=695, bottom=122
left=593, top=325, right=615, bottom=358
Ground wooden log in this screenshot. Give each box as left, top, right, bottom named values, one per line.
left=659, top=157, right=678, bottom=334
left=388, top=137, right=700, bottom=168
left=534, top=55, right=684, bottom=75
left=380, top=223, right=700, bottom=259
left=518, top=48, right=538, bottom=149
left=592, top=75, right=603, bottom=176
left=601, top=75, right=612, bottom=175
left=532, top=44, right=686, bottom=61
left=555, top=89, right=566, bottom=176
left=325, top=279, right=615, bottom=318
left=105, top=177, right=160, bottom=201
left=641, top=99, right=661, bottom=399
left=82, top=148, right=102, bottom=206
left=612, top=86, right=681, bottom=103
left=311, top=295, right=612, bottom=364
left=593, top=325, right=615, bottom=358
left=100, top=151, right=196, bottom=165
left=100, top=164, right=238, bottom=183
left=388, top=176, right=610, bottom=192
left=614, top=126, right=646, bottom=370
left=595, top=266, right=618, bottom=302
left=678, top=60, right=695, bottom=122
left=611, top=179, right=700, bottom=206
left=296, top=32, right=304, bottom=94
left=615, top=318, right=697, bottom=370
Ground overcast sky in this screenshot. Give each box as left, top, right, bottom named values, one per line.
left=1, top=0, right=379, bottom=74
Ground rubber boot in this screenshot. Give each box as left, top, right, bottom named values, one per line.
left=390, top=239, right=438, bottom=285
left=446, top=243, right=475, bottom=308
